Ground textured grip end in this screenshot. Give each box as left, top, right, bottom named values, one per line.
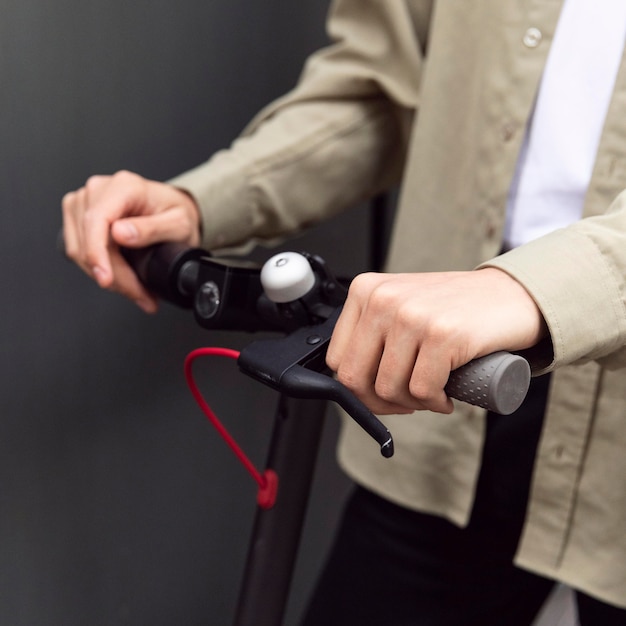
left=445, top=352, right=531, bottom=415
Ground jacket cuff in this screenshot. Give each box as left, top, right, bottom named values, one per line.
left=168, top=149, right=257, bottom=251
left=480, top=229, right=625, bottom=374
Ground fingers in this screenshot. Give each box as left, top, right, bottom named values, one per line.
left=327, top=273, right=448, bottom=415
left=329, top=312, right=452, bottom=414
left=110, top=203, right=200, bottom=250
left=378, top=307, right=454, bottom=414
left=108, top=247, right=159, bottom=313
left=329, top=287, right=405, bottom=414
left=61, top=170, right=201, bottom=312
left=327, top=272, right=482, bottom=415
left=62, top=186, right=109, bottom=285
left=80, top=172, right=148, bottom=283
left=63, top=172, right=138, bottom=282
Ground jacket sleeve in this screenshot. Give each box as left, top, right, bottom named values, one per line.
left=482, top=190, right=626, bottom=372
left=170, top=0, right=429, bottom=252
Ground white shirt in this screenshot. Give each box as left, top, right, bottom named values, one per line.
left=504, top=0, right=626, bottom=249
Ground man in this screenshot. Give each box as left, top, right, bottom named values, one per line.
left=63, top=1, right=626, bottom=623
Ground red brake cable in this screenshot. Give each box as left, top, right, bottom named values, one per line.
left=184, top=347, right=278, bottom=510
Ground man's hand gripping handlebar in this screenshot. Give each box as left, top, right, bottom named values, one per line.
left=114, top=242, right=532, bottom=458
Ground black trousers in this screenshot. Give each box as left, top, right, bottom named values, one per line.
left=301, top=375, right=626, bottom=625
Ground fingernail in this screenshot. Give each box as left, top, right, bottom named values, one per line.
left=92, top=266, right=107, bottom=284
left=116, top=222, right=138, bottom=242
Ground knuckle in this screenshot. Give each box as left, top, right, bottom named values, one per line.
left=336, top=368, right=365, bottom=395
left=395, top=302, right=422, bottom=328
left=348, top=272, right=378, bottom=299
left=408, top=378, right=432, bottom=402
left=374, top=378, right=399, bottom=403
left=367, top=287, right=389, bottom=312
left=367, top=280, right=401, bottom=313
left=85, top=174, right=106, bottom=194
left=430, top=314, right=457, bottom=339
left=61, top=190, right=76, bottom=210
left=325, top=350, right=339, bottom=372
left=113, top=169, right=134, bottom=181
left=112, top=169, right=141, bottom=189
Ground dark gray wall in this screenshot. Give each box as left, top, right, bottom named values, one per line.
left=0, top=2, right=369, bottom=624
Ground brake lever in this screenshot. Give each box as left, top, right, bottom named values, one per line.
left=237, top=309, right=394, bottom=457
left=239, top=250, right=531, bottom=457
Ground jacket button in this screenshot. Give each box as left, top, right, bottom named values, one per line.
left=523, top=27, right=542, bottom=48
left=500, top=122, right=516, bottom=141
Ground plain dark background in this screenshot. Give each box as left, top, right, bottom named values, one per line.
left=0, top=1, right=376, bottom=624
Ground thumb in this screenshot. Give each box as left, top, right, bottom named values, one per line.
left=110, top=218, right=143, bottom=247
left=110, top=204, right=201, bottom=250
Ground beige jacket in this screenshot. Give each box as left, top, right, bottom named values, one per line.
left=172, top=0, right=626, bottom=608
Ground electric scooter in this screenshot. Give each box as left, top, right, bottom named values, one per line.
left=117, top=241, right=531, bottom=626
left=60, top=232, right=530, bottom=624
